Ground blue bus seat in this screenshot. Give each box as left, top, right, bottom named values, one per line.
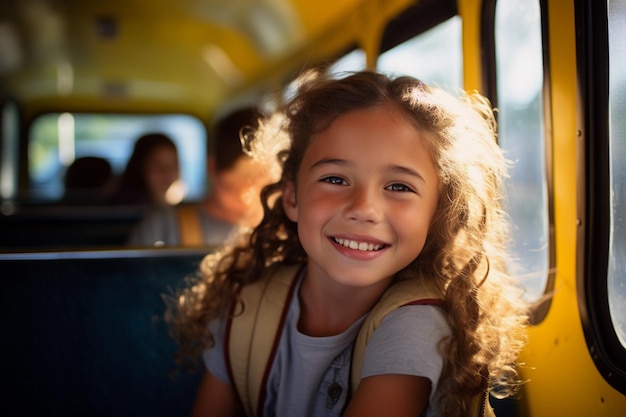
left=0, top=249, right=207, bottom=417
left=0, top=204, right=143, bottom=251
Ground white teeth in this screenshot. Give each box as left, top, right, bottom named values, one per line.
left=334, top=238, right=383, bottom=251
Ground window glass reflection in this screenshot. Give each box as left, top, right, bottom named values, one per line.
left=495, top=0, right=550, bottom=302
left=608, top=0, right=626, bottom=347
left=377, top=16, right=462, bottom=92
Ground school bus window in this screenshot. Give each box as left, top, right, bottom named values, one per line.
left=28, top=113, right=207, bottom=203
left=494, top=0, right=550, bottom=304
left=327, top=49, right=366, bottom=77
left=608, top=0, right=626, bottom=349
left=377, top=16, right=462, bottom=92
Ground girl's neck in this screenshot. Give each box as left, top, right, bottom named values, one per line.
left=297, top=268, right=390, bottom=337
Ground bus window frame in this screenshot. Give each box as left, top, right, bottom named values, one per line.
left=576, top=0, right=626, bottom=394
left=378, top=0, right=457, bottom=55
left=481, top=0, right=556, bottom=324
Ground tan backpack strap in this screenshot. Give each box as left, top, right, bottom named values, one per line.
left=350, top=280, right=492, bottom=417
left=351, top=279, right=441, bottom=393
left=471, top=389, right=496, bottom=417
left=176, top=205, right=203, bottom=246
left=226, top=263, right=303, bottom=417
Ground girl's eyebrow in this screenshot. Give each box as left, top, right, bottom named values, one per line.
left=308, top=157, right=349, bottom=170
left=387, top=164, right=426, bottom=183
left=309, top=158, right=426, bottom=183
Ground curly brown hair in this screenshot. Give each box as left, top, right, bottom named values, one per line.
left=165, top=69, right=528, bottom=417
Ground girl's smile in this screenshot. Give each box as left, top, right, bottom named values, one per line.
left=283, top=104, right=440, bottom=291
left=329, top=234, right=389, bottom=262
left=331, top=236, right=387, bottom=252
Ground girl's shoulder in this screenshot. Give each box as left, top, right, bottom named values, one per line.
left=360, top=279, right=442, bottom=334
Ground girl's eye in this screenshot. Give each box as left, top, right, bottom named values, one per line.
left=386, top=183, right=413, bottom=193
left=321, top=176, right=346, bottom=185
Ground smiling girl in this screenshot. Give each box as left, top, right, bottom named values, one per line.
left=167, top=70, right=528, bottom=417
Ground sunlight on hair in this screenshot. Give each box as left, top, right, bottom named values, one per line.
left=240, top=111, right=289, bottom=182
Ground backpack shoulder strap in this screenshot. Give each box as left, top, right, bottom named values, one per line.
left=471, top=390, right=496, bottom=417
left=176, top=204, right=203, bottom=246
left=350, top=280, right=495, bottom=417
left=224, top=263, right=303, bottom=417
left=351, top=279, right=441, bottom=393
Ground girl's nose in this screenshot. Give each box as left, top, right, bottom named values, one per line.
left=344, top=185, right=383, bottom=223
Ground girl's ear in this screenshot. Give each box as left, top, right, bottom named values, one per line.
left=282, top=181, right=298, bottom=222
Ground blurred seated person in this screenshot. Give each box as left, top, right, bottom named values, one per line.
left=127, top=107, right=269, bottom=247
left=110, top=133, right=180, bottom=206
left=62, top=156, right=115, bottom=204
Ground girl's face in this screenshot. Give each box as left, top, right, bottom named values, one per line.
left=283, top=105, right=439, bottom=290
left=144, top=146, right=179, bottom=204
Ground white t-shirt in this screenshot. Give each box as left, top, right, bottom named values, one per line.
left=204, top=276, right=450, bottom=417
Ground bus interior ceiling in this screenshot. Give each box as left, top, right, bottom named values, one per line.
left=0, top=0, right=389, bottom=121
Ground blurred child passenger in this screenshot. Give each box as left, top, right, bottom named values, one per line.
left=166, top=71, right=529, bottom=417
left=62, top=156, right=114, bottom=204
left=127, top=107, right=269, bottom=247
left=110, top=133, right=180, bottom=206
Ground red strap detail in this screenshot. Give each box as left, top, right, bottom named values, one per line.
left=401, top=298, right=443, bottom=307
